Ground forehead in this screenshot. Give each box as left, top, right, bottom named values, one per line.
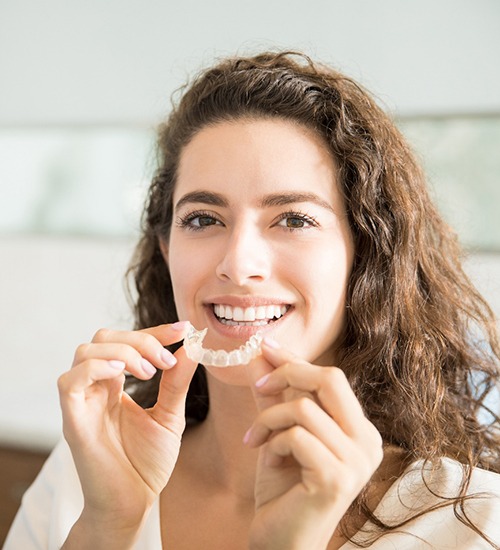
left=173, top=118, right=340, bottom=206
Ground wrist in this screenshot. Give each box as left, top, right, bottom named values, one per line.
left=249, top=506, right=340, bottom=550
left=62, top=507, right=150, bottom=550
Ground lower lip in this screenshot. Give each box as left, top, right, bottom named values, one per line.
left=205, top=306, right=288, bottom=341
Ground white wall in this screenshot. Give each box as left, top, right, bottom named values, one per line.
left=1, top=0, right=499, bottom=449
left=0, top=236, right=134, bottom=449
left=1, top=0, right=500, bottom=125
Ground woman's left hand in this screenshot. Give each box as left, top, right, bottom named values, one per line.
left=244, top=339, right=383, bottom=550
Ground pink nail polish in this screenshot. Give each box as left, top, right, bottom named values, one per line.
left=161, top=349, right=177, bottom=368
left=171, top=321, right=190, bottom=331
left=243, top=428, right=252, bottom=445
left=141, top=358, right=156, bottom=376
left=263, top=336, right=280, bottom=349
left=255, top=373, right=270, bottom=388
left=109, top=360, right=126, bottom=370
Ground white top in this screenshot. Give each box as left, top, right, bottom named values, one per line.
left=5, top=439, right=500, bottom=549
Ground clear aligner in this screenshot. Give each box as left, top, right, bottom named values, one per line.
left=183, top=324, right=263, bottom=367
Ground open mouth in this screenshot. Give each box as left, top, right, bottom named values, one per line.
left=213, top=304, right=290, bottom=326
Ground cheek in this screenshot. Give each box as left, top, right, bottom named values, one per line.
left=167, top=241, right=200, bottom=315
left=299, top=241, right=352, bottom=330
left=295, top=239, right=352, bottom=293
left=168, top=237, right=220, bottom=318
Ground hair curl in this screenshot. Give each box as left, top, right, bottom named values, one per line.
left=126, top=51, right=500, bottom=546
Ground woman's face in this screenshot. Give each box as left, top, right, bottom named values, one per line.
left=165, top=118, right=354, bottom=369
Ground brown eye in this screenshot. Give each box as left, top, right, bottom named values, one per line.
left=275, top=212, right=317, bottom=230
left=285, top=217, right=306, bottom=228
left=196, top=216, right=218, bottom=227
left=177, top=211, right=224, bottom=231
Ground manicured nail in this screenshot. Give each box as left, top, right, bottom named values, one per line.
left=161, top=349, right=177, bottom=368
left=141, top=358, right=156, bottom=376
left=109, top=360, right=126, bottom=370
left=243, top=427, right=252, bottom=445
left=255, top=373, right=270, bottom=388
left=171, top=321, right=190, bottom=331
left=262, top=336, right=280, bottom=349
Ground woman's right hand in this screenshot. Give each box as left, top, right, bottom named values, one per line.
left=57, top=322, right=197, bottom=546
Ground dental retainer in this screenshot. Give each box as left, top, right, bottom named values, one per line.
left=184, top=324, right=263, bottom=367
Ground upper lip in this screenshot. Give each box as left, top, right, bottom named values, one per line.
left=204, top=295, right=292, bottom=308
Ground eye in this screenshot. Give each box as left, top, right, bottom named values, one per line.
left=176, top=210, right=224, bottom=231
left=191, top=215, right=219, bottom=228
left=275, top=211, right=318, bottom=231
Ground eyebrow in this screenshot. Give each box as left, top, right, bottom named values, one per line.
left=174, top=191, right=228, bottom=211
left=260, top=192, right=335, bottom=213
left=174, top=190, right=335, bottom=213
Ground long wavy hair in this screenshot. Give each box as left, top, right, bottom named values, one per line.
left=127, top=51, right=500, bottom=546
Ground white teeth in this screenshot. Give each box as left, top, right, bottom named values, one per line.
left=255, top=306, right=266, bottom=320
left=184, top=324, right=263, bottom=367
left=233, top=307, right=244, bottom=321
left=243, top=308, right=255, bottom=321
left=214, top=303, right=289, bottom=323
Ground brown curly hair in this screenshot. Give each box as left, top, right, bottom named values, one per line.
left=126, top=51, right=500, bottom=546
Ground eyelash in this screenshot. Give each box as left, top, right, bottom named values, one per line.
left=175, top=209, right=319, bottom=232
left=176, top=210, right=223, bottom=232
left=274, top=210, right=319, bottom=231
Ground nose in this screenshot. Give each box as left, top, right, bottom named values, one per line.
left=215, top=224, right=271, bottom=285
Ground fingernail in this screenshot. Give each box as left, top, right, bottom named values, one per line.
left=243, top=427, right=252, bottom=445
left=255, top=373, right=270, bottom=388
left=171, top=321, right=190, bottom=331
left=141, top=358, right=157, bottom=376
left=161, top=349, right=177, bottom=368
left=263, top=336, right=280, bottom=349
left=109, top=360, right=126, bottom=370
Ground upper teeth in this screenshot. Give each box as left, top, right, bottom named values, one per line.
left=214, top=304, right=288, bottom=322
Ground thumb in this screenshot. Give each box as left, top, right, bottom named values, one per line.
left=150, top=346, right=198, bottom=427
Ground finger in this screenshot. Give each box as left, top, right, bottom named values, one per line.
left=264, top=426, right=338, bottom=480
left=58, top=359, right=126, bottom=424
left=265, top=427, right=377, bottom=505
left=149, top=345, right=199, bottom=427
left=245, top=353, right=283, bottom=413
left=245, top=398, right=350, bottom=460
left=91, top=323, right=189, bottom=370
left=257, top=342, right=366, bottom=437
left=141, top=320, right=191, bottom=346
left=73, top=342, right=162, bottom=380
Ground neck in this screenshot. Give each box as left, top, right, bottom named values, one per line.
left=182, top=372, right=260, bottom=500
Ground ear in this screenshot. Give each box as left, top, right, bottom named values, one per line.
left=158, top=237, right=169, bottom=265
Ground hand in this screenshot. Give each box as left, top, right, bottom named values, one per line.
left=57, top=322, right=197, bottom=542
left=244, top=339, right=383, bottom=550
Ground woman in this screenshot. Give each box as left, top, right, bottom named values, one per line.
left=6, top=51, right=500, bottom=549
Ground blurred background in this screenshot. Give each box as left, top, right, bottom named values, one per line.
left=1, top=0, right=499, bottom=540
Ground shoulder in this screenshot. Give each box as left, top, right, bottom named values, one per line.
left=404, top=457, right=500, bottom=498
left=5, top=439, right=163, bottom=550
left=394, top=458, right=500, bottom=525
left=348, top=458, right=500, bottom=549
left=467, top=460, right=500, bottom=496
left=4, top=439, right=83, bottom=549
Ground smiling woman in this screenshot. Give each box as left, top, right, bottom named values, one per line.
left=164, top=119, right=353, bottom=370
left=5, top=51, right=500, bottom=550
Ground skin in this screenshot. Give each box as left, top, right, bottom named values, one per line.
left=58, top=119, right=385, bottom=549
left=166, top=118, right=354, bottom=371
